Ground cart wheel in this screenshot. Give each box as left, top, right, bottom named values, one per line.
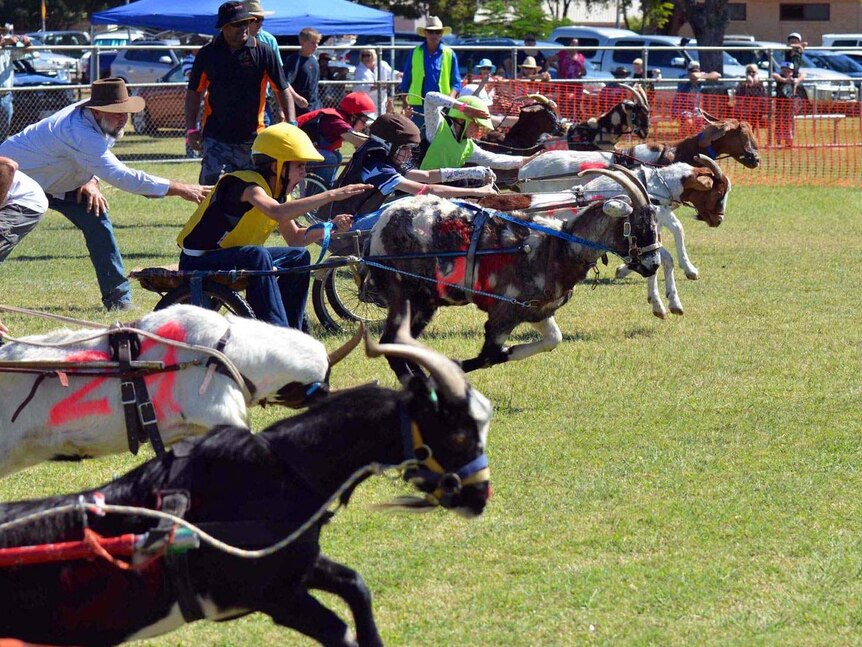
left=311, top=272, right=343, bottom=333
left=291, top=173, right=330, bottom=227
left=324, top=264, right=387, bottom=327
left=154, top=283, right=256, bottom=318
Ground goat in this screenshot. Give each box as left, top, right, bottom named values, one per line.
left=0, top=326, right=492, bottom=646
left=0, top=305, right=359, bottom=478
left=481, top=95, right=567, bottom=156
left=367, top=169, right=661, bottom=376
left=563, top=84, right=651, bottom=151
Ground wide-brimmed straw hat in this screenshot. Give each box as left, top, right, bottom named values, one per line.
left=81, top=78, right=145, bottom=113
left=244, top=0, right=274, bottom=17
left=416, top=16, right=452, bottom=37
left=520, top=56, right=540, bottom=70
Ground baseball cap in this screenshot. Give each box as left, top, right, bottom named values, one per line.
left=687, top=60, right=700, bottom=70
left=787, top=32, right=802, bottom=41
left=781, top=61, right=795, bottom=70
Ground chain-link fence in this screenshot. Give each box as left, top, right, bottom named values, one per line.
left=4, top=43, right=862, bottom=184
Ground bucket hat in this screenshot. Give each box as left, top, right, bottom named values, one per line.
left=474, top=58, right=496, bottom=73
left=416, top=16, right=452, bottom=37
left=216, top=1, right=253, bottom=29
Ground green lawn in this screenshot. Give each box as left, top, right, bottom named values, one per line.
left=1, top=166, right=860, bottom=646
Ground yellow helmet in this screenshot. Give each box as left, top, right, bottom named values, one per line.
left=252, top=123, right=323, bottom=197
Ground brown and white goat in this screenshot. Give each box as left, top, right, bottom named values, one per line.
left=0, top=305, right=359, bottom=477
left=367, top=169, right=661, bottom=376
left=0, top=328, right=492, bottom=646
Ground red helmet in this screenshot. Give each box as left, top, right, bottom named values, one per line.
left=338, top=92, right=376, bottom=119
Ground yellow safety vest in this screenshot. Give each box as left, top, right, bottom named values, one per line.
left=408, top=45, right=453, bottom=106
left=177, top=170, right=281, bottom=251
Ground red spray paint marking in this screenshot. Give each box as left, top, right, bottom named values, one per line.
left=435, top=256, right=467, bottom=299
left=140, top=321, right=186, bottom=421
left=579, top=161, right=606, bottom=171
left=472, top=253, right=512, bottom=311
left=49, top=351, right=112, bottom=427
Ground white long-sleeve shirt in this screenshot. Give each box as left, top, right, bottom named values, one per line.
left=422, top=91, right=524, bottom=169
left=0, top=102, right=171, bottom=198
left=353, top=60, right=393, bottom=115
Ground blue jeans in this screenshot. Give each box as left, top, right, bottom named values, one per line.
left=0, top=93, right=12, bottom=140
left=199, top=136, right=255, bottom=185
left=307, top=148, right=342, bottom=190
left=49, top=194, right=130, bottom=309
left=179, top=246, right=311, bottom=329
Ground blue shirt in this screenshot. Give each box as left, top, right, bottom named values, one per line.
left=400, top=43, right=461, bottom=98
left=0, top=102, right=170, bottom=198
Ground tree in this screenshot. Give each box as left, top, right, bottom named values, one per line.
left=0, top=1, right=123, bottom=31
left=676, top=0, right=729, bottom=73
left=470, top=0, right=559, bottom=38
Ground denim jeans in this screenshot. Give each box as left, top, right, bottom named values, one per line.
left=0, top=204, right=45, bottom=265
left=199, top=136, right=255, bottom=185
left=307, top=148, right=342, bottom=191
left=179, top=245, right=311, bottom=329
left=0, top=93, right=12, bottom=140
left=48, top=194, right=130, bottom=309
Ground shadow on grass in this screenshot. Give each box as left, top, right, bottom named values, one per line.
left=10, top=252, right=159, bottom=262
left=623, top=326, right=656, bottom=339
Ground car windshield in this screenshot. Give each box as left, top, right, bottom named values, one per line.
left=807, top=52, right=862, bottom=74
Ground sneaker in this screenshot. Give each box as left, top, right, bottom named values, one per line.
left=106, top=301, right=134, bottom=312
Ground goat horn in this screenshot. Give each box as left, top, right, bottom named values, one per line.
left=699, top=108, right=719, bottom=124
left=633, top=83, right=650, bottom=109
left=578, top=168, right=647, bottom=209
left=610, top=164, right=651, bottom=200
left=695, top=154, right=726, bottom=185
left=525, top=93, right=559, bottom=113
left=328, top=322, right=365, bottom=366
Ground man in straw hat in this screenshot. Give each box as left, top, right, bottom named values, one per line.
left=518, top=56, right=550, bottom=81
left=0, top=78, right=211, bottom=311
left=185, top=1, right=296, bottom=185
left=399, top=16, right=461, bottom=137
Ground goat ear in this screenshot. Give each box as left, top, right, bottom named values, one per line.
left=685, top=174, right=714, bottom=191
left=700, top=123, right=728, bottom=145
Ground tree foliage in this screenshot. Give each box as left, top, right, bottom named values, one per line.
left=0, top=0, right=124, bottom=31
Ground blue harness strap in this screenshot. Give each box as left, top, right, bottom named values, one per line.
left=697, top=131, right=718, bottom=159
left=464, top=210, right=489, bottom=299
left=305, top=222, right=334, bottom=264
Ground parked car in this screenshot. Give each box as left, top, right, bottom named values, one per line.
left=804, top=51, right=862, bottom=86
left=548, top=26, right=638, bottom=61
left=81, top=29, right=148, bottom=83
left=822, top=34, right=862, bottom=49
left=25, top=30, right=90, bottom=58
left=11, top=57, right=76, bottom=134
left=110, top=39, right=181, bottom=85
left=130, top=63, right=186, bottom=134
left=724, top=40, right=858, bottom=101
left=20, top=38, right=79, bottom=80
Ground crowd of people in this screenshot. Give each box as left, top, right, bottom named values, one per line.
left=0, top=4, right=818, bottom=332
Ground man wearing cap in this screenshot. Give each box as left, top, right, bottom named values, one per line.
left=772, top=60, right=805, bottom=147
left=0, top=25, right=31, bottom=140
left=0, top=78, right=210, bottom=311
left=399, top=16, right=461, bottom=137
left=185, top=0, right=296, bottom=185
left=672, top=60, right=720, bottom=134
left=785, top=32, right=807, bottom=78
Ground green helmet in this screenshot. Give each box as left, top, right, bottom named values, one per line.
left=448, top=95, right=494, bottom=129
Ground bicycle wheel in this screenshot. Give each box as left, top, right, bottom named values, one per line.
left=154, top=283, right=256, bottom=318
left=325, top=264, right=387, bottom=326
left=311, top=272, right=343, bottom=333
left=291, top=173, right=330, bottom=227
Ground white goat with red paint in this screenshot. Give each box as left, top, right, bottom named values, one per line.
left=0, top=305, right=357, bottom=478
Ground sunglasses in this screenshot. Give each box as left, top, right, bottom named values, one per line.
left=361, top=54, right=374, bottom=58
left=226, top=19, right=254, bottom=29
left=425, top=29, right=443, bottom=35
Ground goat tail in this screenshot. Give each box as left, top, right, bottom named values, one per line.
left=371, top=496, right=438, bottom=512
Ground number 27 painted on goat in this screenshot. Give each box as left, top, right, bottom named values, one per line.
left=49, top=322, right=187, bottom=427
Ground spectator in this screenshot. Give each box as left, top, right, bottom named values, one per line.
left=461, top=59, right=497, bottom=104
left=400, top=16, right=461, bottom=136
left=421, top=91, right=539, bottom=179
left=600, top=66, right=631, bottom=107
left=353, top=48, right=394, bottom=116
left=283, top=27, right=321, bottom=117
left=673, top=60, right=720, bottom=136
left=0, top=25, right=31, bottom=140
left=246, top=1, right=308, bottom=123
left=516, top=34, right=547, bottom=75
left=772, top=61, right=805, bottom=148
left=518, top=56, right=550, bottom=82
left=549, top=37, right=586, bottom=80
left=734, top=63, right=767, bottom=127
left=185, top=1, right=296, bottom=185
left=176, top=123, right=370, bottom=329
left=181, top=49, right=197, bottom=78
left=0, top=156, right=47, bottom=267
left=632, top=57, right=658, bottom=94
left=0, top=78, right=210, bottom=311
left=297, top=91, right=375, bottom=188
left=785, top=32, right=807, bottom=78
left=319, top=113, right=496, bottom=221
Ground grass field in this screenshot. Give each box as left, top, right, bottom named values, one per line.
left=1, top=163, right=861, bottom=646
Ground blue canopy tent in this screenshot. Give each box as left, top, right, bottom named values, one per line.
left=91, top=0, right=394, bottom=37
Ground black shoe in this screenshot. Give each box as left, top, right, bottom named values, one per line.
left=106, top=301, right=134, bottom=312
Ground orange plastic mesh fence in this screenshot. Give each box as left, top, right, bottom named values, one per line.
left=489, top=80, right=862, bottom=188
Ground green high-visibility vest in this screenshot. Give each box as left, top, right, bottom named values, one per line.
left=408, top=46, right=453, bottom=106
left=420, top=118, right=475, bottom=170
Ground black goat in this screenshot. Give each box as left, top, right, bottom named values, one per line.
left=367, top=168, right=661, bottom=376
left=0, top=329, right=492, bottom=646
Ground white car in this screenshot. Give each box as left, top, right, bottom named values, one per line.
left=109, top=40, right=181, bottom=85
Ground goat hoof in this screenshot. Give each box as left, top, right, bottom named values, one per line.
left=615, top=265, right=629, bottom=279
left=684, top=270, right=700, bottom=280
left=670, top=306, right=684, bottom=315
left=652, top=308, right=667, bottom=319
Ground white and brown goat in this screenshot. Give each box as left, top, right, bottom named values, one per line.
left=564, top=84, right=651, bottom=151
left=367, top=169, right=661, bottom=377
left=0, top=305, right=359, bottom=477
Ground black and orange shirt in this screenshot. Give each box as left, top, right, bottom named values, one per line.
left=188, top=34, right=289, bottom=143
